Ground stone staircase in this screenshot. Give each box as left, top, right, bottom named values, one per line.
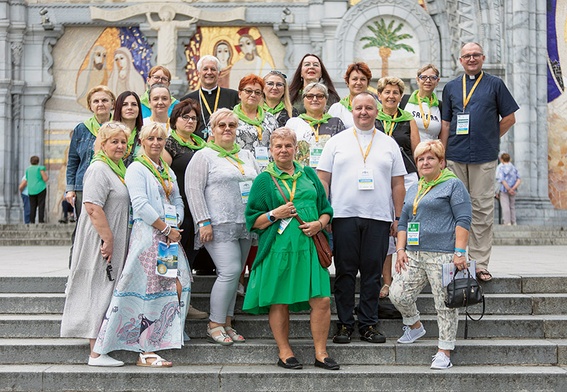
left=1, top=274, right=567, bottom=391
left=493, top=224, right=567, bottom=245
left=0, top=224, right=74, bottom=246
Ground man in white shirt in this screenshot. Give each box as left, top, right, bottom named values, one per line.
left=317, top=92, right=406, bottom=344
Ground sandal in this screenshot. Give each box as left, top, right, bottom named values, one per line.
left=225, top=326, right=246, bottom=343
left=136, top=353, right=172, bottom=367
left=379, top=284, right=390, bottom=298
left=207, top=325, right=233, bottom=346
left=476, top=269, right=493, bottom=282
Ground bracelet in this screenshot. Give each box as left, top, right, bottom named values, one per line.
left=454, top=247, right=466, bottom=253
left=317, top=220, right=324, bottom=231
left=395, top=248, right=406, bottom=253
left=199, top=221, right=211, bottom=228
left=161, top=225, right=172, bottom=237
left=395, top=216, right=400, bottom=221
left=160, top=225, right=169, bottom=234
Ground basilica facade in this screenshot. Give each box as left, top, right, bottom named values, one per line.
left=0, top=0, right=565, bottom=224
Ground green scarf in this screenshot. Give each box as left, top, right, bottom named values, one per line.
left=298, top=113, right=332, bottom=127
left=407, top=90, right=440, bottom=107
left=84, top=116, right=104, bottom=137
left=171, top=131, right=206, bottom=150
left=418, top=168, right=457, bottom=189
left=265, top=161, right=303, bottom=181
left=339, top=95, right=352, bottom=111
left=233, top=104, right=266, bottom=127
left=134, top=155, right=171, bottom=183
left=125, top=127, right=137, bottom=158
left=376, top=108, right=414, bottom=135
left=91, top=150, right=127, bottom=184
left=263, top=101, right=285, bottom=115
left=206, top=141, right=244, bottom=164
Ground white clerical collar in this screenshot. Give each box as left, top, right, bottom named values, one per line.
left=354, top=126, right=375, bottom=135
left=467, top=71, right=482, bottom=80
left=201, top=86, right=219, bottom=94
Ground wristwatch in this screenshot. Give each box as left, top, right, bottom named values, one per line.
left=267, top=210, right=277, bottom=223
left=454, top=251, right=464, bottom=257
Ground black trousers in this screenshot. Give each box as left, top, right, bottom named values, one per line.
left=29, top=189, right=47, bottom=223
left=332, top=217, right=390, bottom=332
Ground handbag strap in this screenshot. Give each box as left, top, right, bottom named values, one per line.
left=270, top=175, right=306, bottom=225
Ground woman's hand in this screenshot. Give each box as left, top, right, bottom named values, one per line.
left=199, top=225, right=213, bottom=243
left=298, top=220, right=323, bottom=237
left=65, top=191, right=76, bottom=206
left=394, top=250, right=408, bottom=273
left=166, top=227, right=183, bottom=245
left=272, top=202, right=297, bottom=220
left=100, top=239, right=113, bottom=262
left=453, top=254, right=468, bottom=271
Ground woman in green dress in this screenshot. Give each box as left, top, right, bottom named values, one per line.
left=243, top=127, right=339, bottom=371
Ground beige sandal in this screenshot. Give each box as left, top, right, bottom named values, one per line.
left=379, top=284, right=390, bottom=298
left=136, top=353, right=172, bottom=367
left=225, top=326, right=246, bottom=343
left=207, top=325, right=233, bottom=346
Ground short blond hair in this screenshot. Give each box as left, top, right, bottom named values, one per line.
left=376, top=77, right=405, bottom=95
left=86, top=85, right=115, bottom=112
left=94, top=121, right=131, bottom=153
left=270, top=127, right=297, bottom=146
left=414, top=140, right=445, bottom=162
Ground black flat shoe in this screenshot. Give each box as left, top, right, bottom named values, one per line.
left=314, top=357, right=340, bottom=370
left=277, top=356, right=303, bottom=369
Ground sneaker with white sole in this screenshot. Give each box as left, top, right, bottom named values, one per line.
left=237, top=283, right=245, bottom=297
left=430, top=351, right=453, bottom=370
left=88, top=354, right=124, bottom=367
left=397, top=324, right=426, bottom=344
left=187, top=305, right=208, bottom=319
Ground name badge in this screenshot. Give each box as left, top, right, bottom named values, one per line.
left=277, top=218, right=292, bottom=234
left=456, top=113, right=470, bottom=135
left=407, top=222, right=420, bottom=246
left=128, top=206, right=134, bottom=229
left=239, top=180, right=252, bottom=204
left=255, top=146, right=269, bottom=167
left=309, top=147, right=323, bottom=168
left=164, top=203, right=177, bottom=227
left=358, top=168, right=374, bottom=190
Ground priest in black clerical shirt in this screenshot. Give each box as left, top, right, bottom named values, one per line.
left=181, top=55, right=239, bottom=139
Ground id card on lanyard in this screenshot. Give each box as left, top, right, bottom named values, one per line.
left=358, top=168, right=374, bottom=190
left=239, top=180, right=252, bottom=204
left=164, top=203, right=177, bottom=227
left=255, top=146, right=269, bottom=167
left=458, top=72, right=483, bottom=136
left=456, top=113, right=470, bottom=135
left=407, top=222, right=420, bottom=245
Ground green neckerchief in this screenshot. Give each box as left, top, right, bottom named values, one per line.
left=206, top=141, right=244, bottom=164
left=265, top=161, right=303, bottom=181
left=298, top=113, right=332, bottom=127
left=134, top=154, right=171, bottom=183
left=418, top=168, right=457, bottom=190
left=339, top=95, right=352, bottom=111
left=233, top=103, right=266, bottom=127
left=407, top=90, right=440, bottom=107
left=91, top=150, right=126, bottom=184
left=376, top=108, right=414, bottom=135
left=125, top=127, right=137, bottom=158
left=84, top=115, right=103, bottom=137
left=171, top=130, right=206, bottom=150
left=263, top=101, right=285, bottom=115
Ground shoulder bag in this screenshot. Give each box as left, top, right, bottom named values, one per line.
left=270, top=175, right=332, bottom=268
left=445, top=267, right=485, bottom=339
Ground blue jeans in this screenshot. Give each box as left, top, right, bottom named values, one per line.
left=21, top=194, right=30, bottom=224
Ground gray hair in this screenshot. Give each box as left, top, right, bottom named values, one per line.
left=197, top=55, right=222, bottom=72
left=302, top=82, right=328, bottom=99
left=270, top=127, right=297, bottom=146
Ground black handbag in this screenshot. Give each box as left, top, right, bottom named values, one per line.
left=445, top=268, right=485, bottom=339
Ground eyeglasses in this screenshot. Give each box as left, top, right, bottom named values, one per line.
left=266, top=81, right=285, bottom=88
left=104, top=122, right=129, bottom=131
left=216, top=122, right=238, bottom=130
left=241, top=88, right=263, bottom=96
left=418, top=75, right=439, bottom=81
left=304, top=94, right=326, bottom=101
left=460, top=53, right=483, bottom=61
left=151, top=75, right=170, bottom=83
left=181, top=115, right=197, bottom=122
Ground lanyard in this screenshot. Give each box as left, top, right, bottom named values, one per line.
left=382, top=111, right=398, bottom=136
left=281, top=178, right=297, bottom=202
left=462, top=71, right=484, bottom=111
left=417, top=95, right=432, bottom=130
left=255, top=125, right=263, bottom=141
left=199, top=88, right=220, bottom=116
left=310, top=123, right=321, bottom=142
left=353, top=128, right=376, bottom=164
left=412, top=172, right=442, bottom=215
left=225, top=154, right=245, bottom=175
left=149, top=116, right=170, bottom=132
left=140, top=155, right=173, bottom=199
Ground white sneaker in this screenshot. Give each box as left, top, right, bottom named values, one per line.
left=187, top=305, right=208, bottom=319
left=88, top=354, right=124, bottom=367
left=430, top=352, right=453, bottom=370
left=397, top=325, right=426, bottom=344
left=237, top=283, right=245, bottom=297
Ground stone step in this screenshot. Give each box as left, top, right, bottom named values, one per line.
left=492, top=225, right=567, bottom=245
left=0, top=338, right=563, bottom=366
left=1, top=364, right=565, bottom=391
left=6, top=274, right=567, bottom=295
left=4, top=292, right=567, bottom=316
left=0, top=230, right=73, bottom=239
left=0, top=239, right=71, bottom=246
left=2, top=314, right=567, bottom=340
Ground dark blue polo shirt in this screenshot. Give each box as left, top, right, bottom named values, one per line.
left=441, top=72, right=519, bottom=164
